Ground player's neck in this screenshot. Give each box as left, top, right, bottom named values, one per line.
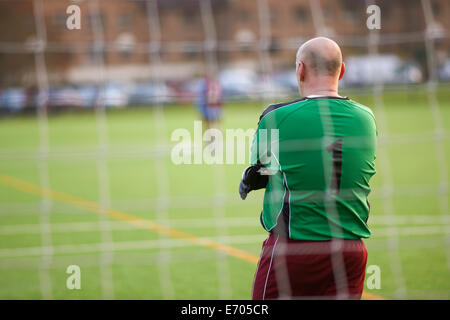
left=300, top=81, right=341, bottom=98
left=302, top=88, right=341, bottom=98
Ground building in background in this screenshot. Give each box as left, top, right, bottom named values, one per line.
left=0, top=0, right=448, bottom=87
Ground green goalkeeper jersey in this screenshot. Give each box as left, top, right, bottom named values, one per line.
left=250, top=96, right=377, bottom=240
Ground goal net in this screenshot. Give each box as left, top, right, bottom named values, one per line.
left=0, top=0, right=448, bottom=300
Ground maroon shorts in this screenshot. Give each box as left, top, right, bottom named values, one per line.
left=252, top=233, right=368, bottom=300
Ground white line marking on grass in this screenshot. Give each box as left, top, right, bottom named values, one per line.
left=0, top=234, right=266, bottom=259
left=1, top=218, right=449, bottom=236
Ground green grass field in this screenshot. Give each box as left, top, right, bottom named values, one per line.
left=0, top=85, right=450, bottom=299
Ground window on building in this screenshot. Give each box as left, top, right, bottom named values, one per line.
left=339, top=0, right=363, bottom=22
left=239, top=10, right=250, bottom=23
left=183, top=43, right=198, bottom=59
left=432, top=2, right=441, bottom=17
left=183, top=9, right=198, bottom=26
left=184, top=51, right=198, bottom=60
left=52, top=13, right=66, bottom=28
left=87, top=13, right=106, bottom=29
left=270, top=8, right=279, bottom=24
left=342, top=9, right=358, bottom=22
left=119, top=13, right=133, bottom=29
left=89, top=45, right=107, bottom=63
left=293, top=6, right=309, bottom=23
left=119, top=50, right=131, bottom=60
left=323, top=8, right=335, bottom=21
left=269, top=39, right=280, bottom=55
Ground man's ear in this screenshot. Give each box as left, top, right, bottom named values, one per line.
left=297, top=61, right=305, bottom=82
left=338, top=62, right=345, bottom=80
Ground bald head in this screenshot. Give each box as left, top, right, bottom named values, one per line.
left=296, top=37, right=343, bottom=77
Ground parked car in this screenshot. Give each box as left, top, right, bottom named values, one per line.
left=273, top=69, right=299, bottom=94
left=342, top=55, right=423, bottom=87
left=253, top=74, right=293, bottom=100
left=77, top=85, right=99, bottom=108
left=47, top=87, right=84, bottom=109
left=395, top=62, right=423, bottom=84
left=97, top=83, right=129, bottom=108
left=128, top=82, right=173, bottom=106
left=169, top=79, right=201, bottom=104
left=439, top=59, right=450, bottom=81
left=219, top=69, right=259, bottom=100
left=0, top=88, right=27, bottom=111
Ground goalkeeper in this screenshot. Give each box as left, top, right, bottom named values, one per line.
left=239, top=37, right=377, bottom=299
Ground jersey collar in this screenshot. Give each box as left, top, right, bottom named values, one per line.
left=305, top=95, right=349, bottom=100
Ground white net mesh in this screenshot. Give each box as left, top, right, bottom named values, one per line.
left=0, top=0, right=449, bottom=300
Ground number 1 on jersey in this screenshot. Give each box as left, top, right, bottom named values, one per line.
left=326, top=138, right=343, bottom=195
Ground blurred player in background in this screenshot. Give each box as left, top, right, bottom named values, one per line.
left=196, top=68, right=223, bottom=131
left=239, top=37, right=377, bottom=299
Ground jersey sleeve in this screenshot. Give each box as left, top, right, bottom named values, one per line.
left=250, top=109, right=274, bottom=167
left=250, top=115, right=267, bottom=165
left=251, top=100, right=303, bottom=167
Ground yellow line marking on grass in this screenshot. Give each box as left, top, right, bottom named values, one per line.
left=0, top=173, right=258, bottom=264
left=0, top=172, right=386, bottom=300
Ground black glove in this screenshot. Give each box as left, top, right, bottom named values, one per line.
left=239, top=164, right=269, bottom=200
